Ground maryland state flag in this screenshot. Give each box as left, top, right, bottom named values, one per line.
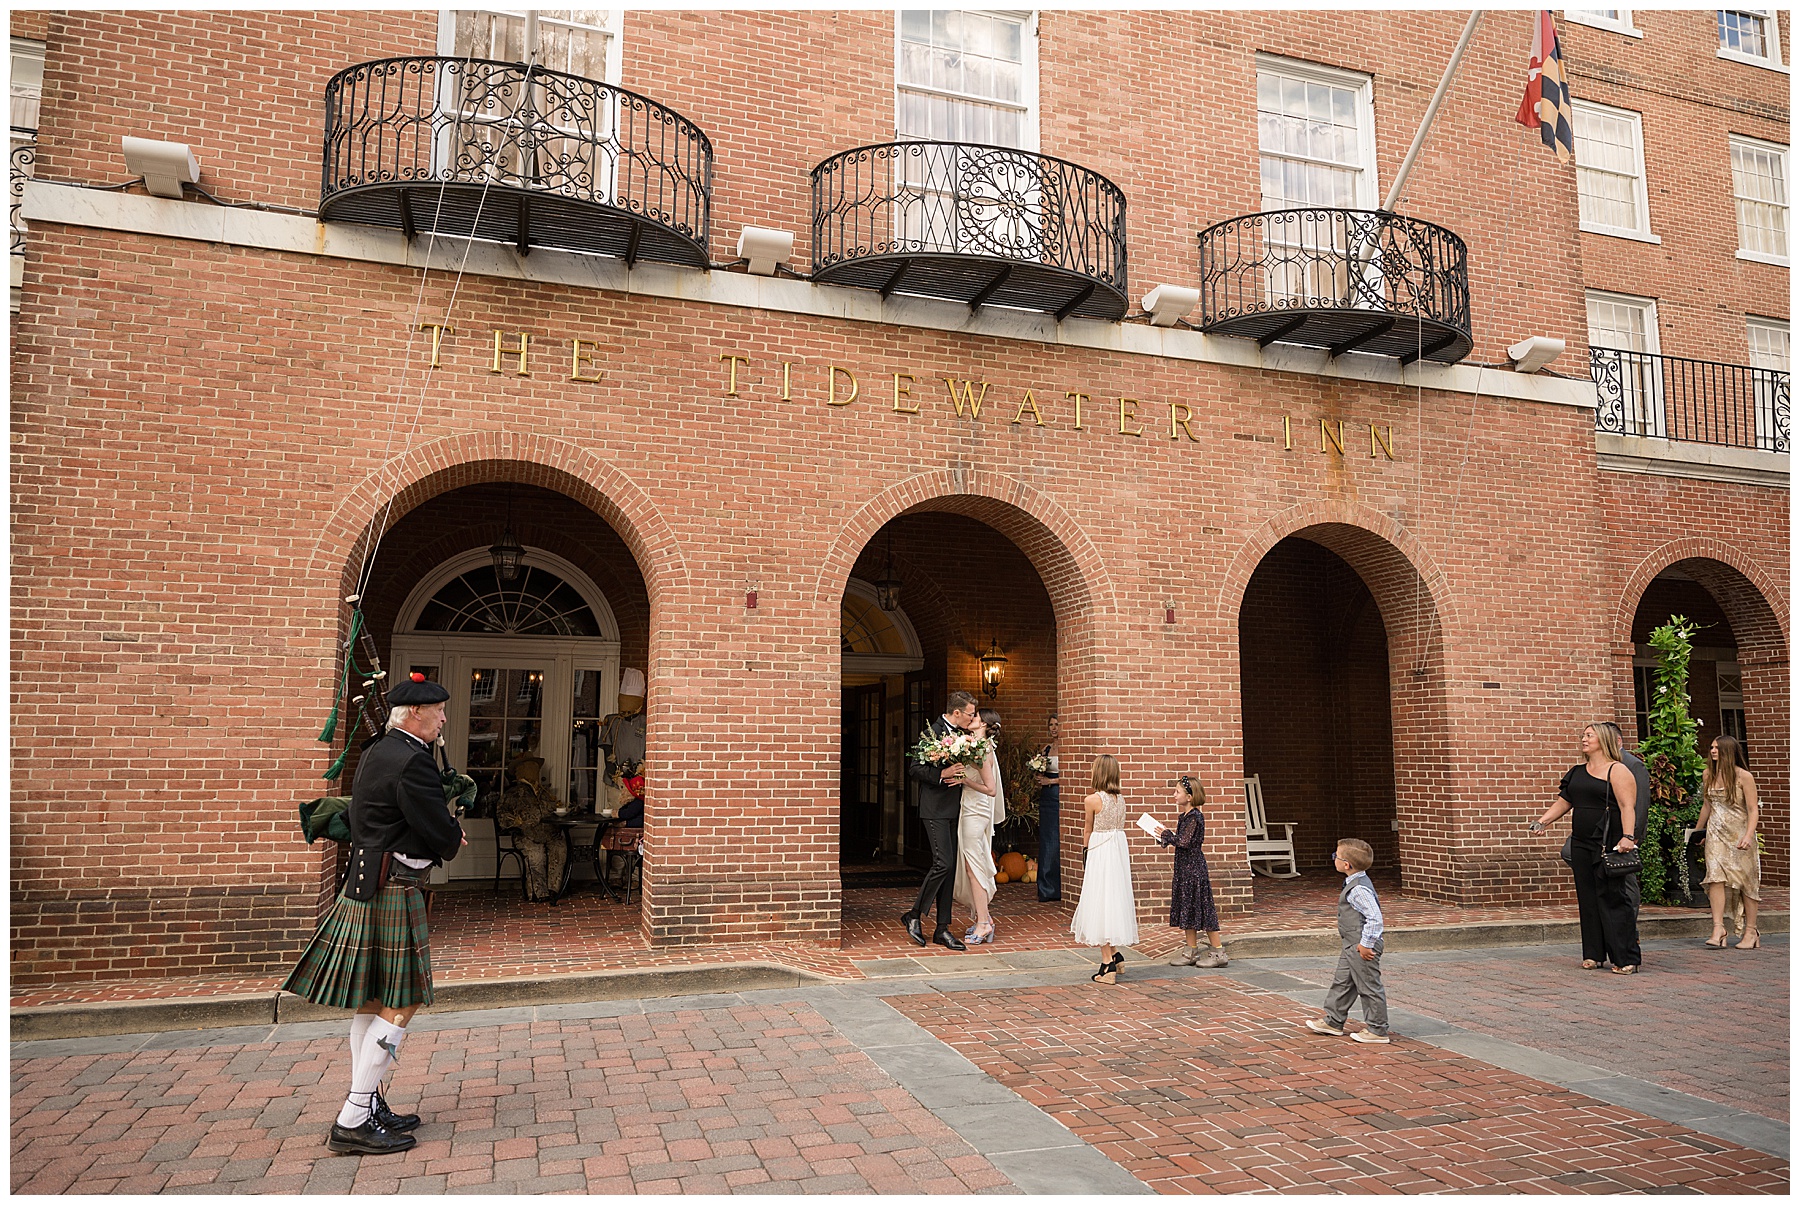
left=1516, top=10, right=1575, bottom=163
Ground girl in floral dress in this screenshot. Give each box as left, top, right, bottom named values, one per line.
left=1157, top=776, right=1226, bottom=968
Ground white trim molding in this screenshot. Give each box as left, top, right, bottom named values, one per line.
left=1594, top=430, right=1788, bottom=488
left=21, top=180, right=1599, bottom=411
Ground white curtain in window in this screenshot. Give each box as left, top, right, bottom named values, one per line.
left=896, top=10, right=1028, bottom=147
left=1731, top=139, right=1788, bottom=260
left=1574, top=104, right=1647, bottom=233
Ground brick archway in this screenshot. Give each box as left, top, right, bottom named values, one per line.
left=1611, top=539, right=1789, bottom=887
left=1224, top=501, right=1459, bottom=901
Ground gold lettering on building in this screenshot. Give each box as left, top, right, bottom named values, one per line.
left=492, top=330, right=531, bottom=376
left=1319, top=419, right=1345, bottom=456
left=1169, top=402, right=1199, bottom=442
left=417, top=323, right=452, bottom=368
left=893, top=372, right=918, bottom=414
left=780, top=361, right=792, bottom=401
left=828, top=364, right=859, bottom=406
left=569, top=338, right=606, bottom=383
left=1012, top=389, right=1045, bottom=426
left=943, top=378, right=990, bottom=419
left=1370, top=424, right=1397, bottom=459
left=719, top=352, right=748, bottom=396
left=1118, top=397, right=1144, bottom=438
left=1284, top=415, right=1293, bottom=450
left=1066, top=391, right=1088, bottom=431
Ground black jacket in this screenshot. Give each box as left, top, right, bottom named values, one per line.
left=906, top=714, right=967, bottom=821
left=348, top=730, right=465, bottom=864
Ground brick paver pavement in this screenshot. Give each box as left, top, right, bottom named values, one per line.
left=10, top=1001, right=1017, bottom=1195
left=1266, top=935, right=1790, bottom=1122
left=891, top=975, right=1789, bottom=1194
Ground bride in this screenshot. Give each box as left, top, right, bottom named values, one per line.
left=951, top=708, right=1005, bottom=945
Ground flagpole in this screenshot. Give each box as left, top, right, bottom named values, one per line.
left=1382, top=10, right=1485, bottom=213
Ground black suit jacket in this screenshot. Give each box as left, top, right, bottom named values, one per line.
left=348, top=731, right=465, bottom=864
left=906, top=714, right=967, bottom=821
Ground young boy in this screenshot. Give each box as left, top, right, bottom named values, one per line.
left=1303, top=838, right=1391, bottom=1044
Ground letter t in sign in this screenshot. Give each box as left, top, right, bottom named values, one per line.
left=719, top=353, right=749, bottom=396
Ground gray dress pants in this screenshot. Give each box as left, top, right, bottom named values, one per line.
left=1323, top=938, right=1389, bottom=1034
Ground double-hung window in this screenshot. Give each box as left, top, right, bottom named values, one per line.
left=1730, top=136, right=1788, bottom=264
left=1563, top=10, right=1642, bottom=37
left=1255, top=55, right=1378, bottom=307
left=1717, top=9, right=1784, bottom=69
left=894, top=10, right=1039, bottom=255
left=1573, top=100, right=1655, bottom=240
left=439, top=10, right=623, bottom=202
left=1587, top=290, right=1664, bottom=437
left=1746, top=316, right=1789, bottom=449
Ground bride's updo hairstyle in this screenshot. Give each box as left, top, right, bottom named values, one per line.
left=1090, top=754, right=1121, bottom=794
left=978, top=708, right=1002, bottom=738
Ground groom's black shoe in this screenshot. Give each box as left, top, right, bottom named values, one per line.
left=902, top=913, right=926, bottom=946
left=932, top=928, right=967, bottom=951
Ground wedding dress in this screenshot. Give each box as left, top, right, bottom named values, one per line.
left=1070, top=790, right=1139, bottom=947
left=954, top=751, right=1005, bottom=909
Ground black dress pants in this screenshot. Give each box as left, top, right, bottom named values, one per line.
left=1571, top=842, right=1642, bottom=967
left=1037, top=785, right=1062, bottom=902
left=909, top=814, right=959, bottom=929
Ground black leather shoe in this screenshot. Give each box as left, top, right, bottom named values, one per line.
left=372, top=1091, right=421, bottom=1133
left=932, top=929, right=967, bottom=951
left=327, top=1118, right=417, bottom=1155
left=903, top=915, right=926, bottom=946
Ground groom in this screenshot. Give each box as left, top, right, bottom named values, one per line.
left=903, top=691, right=979, bottom=951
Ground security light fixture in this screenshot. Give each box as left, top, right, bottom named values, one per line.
left=1507, top=335, right=1566, bottom=374
left=1141, top=283, right=1200, bottom=327
left=120, top=136, right=200, bottom=199
left=737, top=225, right=794, bottom=276
left=979, top=638, right=1008, bottom=699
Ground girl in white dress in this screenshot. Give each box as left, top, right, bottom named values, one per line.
left=952, top=709, right=1005, bottom=945
left=1071, top=754, right=1139, bottom=983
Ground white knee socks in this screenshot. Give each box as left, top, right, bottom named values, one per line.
left=336, top=1016, right=407, bottom=1127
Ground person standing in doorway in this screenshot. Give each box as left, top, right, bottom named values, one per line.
left=1035, top=715, right=1062, bottom=902
left=903, top=690, right=978, bottom=950
left=284, top=673, right=467, bottom=1155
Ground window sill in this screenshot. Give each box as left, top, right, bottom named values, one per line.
left=1716, top=48, right=1789, bottom=73
left=1579, top=223, right=1662, bottom=245
left=1566, top=16, right=1643, bottom=37
left=1736, top=249, right=1791, bottom=267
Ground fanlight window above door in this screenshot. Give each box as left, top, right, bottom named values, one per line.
left=413, top=564, right=602, bottom=636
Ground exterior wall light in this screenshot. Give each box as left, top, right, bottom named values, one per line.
left=874, top=531, right=903, bottom=611
left=120, top=136, right=200, bottom=199
left=489, top=526, right=525, bottom=582
left=1141, top=283, right=1200, bottom=327
left=737, top=225, right=794, bottom=276
left=1507, top=335, right=1566, bottom=374
left=979, top=638, right=1008, bottom=699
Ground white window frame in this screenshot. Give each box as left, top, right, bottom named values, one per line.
left=437, top=9, right=623, bottom=84
left=1573, top=99, right=1659, bottom=243
left=1254, top=53, right=1381, bottom=212
left=1717, top=8, right=1786, bottom=71
left=1730, top=134, right=1789, bottom=266
left=1563, top=10, right=1643, bottom=38
left=1587, top=289, right=1665, bottom=437
left=1746, top=315, right=1789, bottom=448
left=893, top=9, right=1041, bottom=152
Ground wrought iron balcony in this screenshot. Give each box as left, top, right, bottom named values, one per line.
left=321, top=57, right=712, bottom=268
left=1197, top=208, right=1471, bottom=365
left=811, top=140, right=1128, bottom=322
left=1591, top=348, right=1789, bottom=453
left=11, top=127, right=35, bottom=273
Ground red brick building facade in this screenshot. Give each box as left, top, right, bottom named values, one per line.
left=10, top=9, right=1788, bottom=985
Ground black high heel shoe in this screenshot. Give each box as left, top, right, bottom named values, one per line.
left=1091, top=957, right=1117, bottom=985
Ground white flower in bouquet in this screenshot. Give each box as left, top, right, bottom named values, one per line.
left=911, top=727, right=994, bottom=768
left=1027, top=751, right=1050, bottom=775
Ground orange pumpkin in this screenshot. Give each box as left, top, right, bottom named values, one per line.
left=994, top=871, right=1010, bottom=884
left=998, top=851, right=1028, bottom=880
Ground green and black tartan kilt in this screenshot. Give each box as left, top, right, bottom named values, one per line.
left=281, top=874, right=433, bottom=1010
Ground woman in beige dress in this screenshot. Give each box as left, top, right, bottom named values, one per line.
left=1696, top=734, right=1761, bottom=950
left=952, top=709, right=1004, bottom=945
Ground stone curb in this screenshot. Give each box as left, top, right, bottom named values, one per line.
left=10, top=961, right=835, bottom=1041
left=12, top=911, right=1785, bottom=1041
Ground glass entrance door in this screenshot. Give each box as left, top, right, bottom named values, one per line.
left=463, top=664, right=549, bottom=810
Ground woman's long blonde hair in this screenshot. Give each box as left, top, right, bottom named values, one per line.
left=1704, top=734, right=1747, bottom=809
left=1587, top=722, right=1622, bottom=763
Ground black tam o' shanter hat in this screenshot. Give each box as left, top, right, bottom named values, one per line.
left=388, top=671, right=450, bottom=706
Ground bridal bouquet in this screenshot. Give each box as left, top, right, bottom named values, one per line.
left=911, top=727, right=994, bottom=769
left=1026, top=750, right=1051, bottom=775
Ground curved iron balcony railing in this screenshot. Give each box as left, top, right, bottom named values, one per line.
left=321, top=56, right=712, bottom=268
left=1197, top=208, right=1471, bottom=365
left=812, top=140, right=1128, bottom=322
left=1591, top=347, right=1790, bottom=453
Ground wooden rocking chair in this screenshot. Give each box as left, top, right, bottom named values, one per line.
left=1242, top=774, right=1301, bottom=878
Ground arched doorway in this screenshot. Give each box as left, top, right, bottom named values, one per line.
left=1235, top=522, right=1449, bottom=899
left=1623, top=555, right=1788, bottom=883
left=352, top=479, right=651, bottom=885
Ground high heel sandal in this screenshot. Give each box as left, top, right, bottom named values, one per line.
left=1091, top=959, right=1116, bottom=985
left=1580, top=959, right=1602, bottom=970
left=967, top=921, right=995, bottom=945
left=1703, top=932, right=1729, bottom=950
left=1735, top=928, right=1761, bottom=950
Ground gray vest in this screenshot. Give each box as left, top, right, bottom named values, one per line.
left=1338, top=876, right=1375, bottom=945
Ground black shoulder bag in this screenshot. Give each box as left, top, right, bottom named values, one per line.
left=1598, top=767, right=1641, bottom=880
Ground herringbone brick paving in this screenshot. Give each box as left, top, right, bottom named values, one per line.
left=890, top=975, right=1789, bottom=1194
